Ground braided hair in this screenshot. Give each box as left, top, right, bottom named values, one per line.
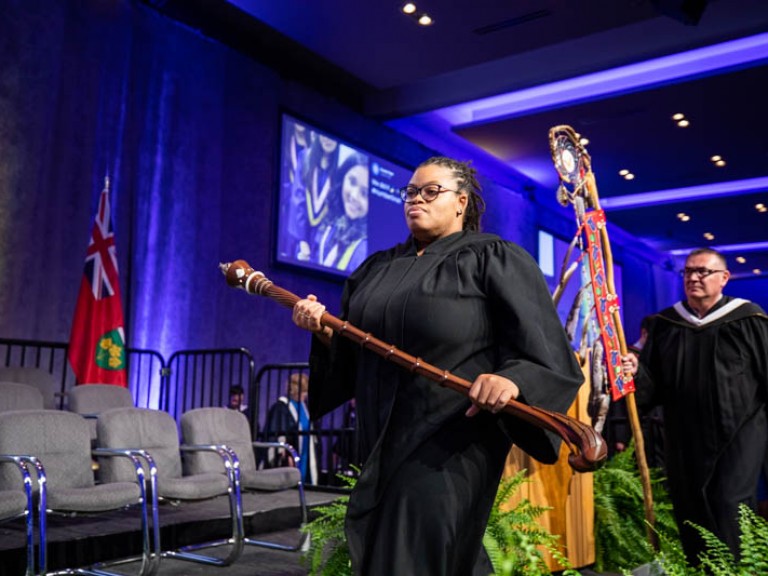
left=417, top=156, right=486, bottom=232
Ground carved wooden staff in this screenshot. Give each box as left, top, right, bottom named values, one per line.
left=549, top=125, right=656, bottom=547
left=220, top=259, right=607, bottom=473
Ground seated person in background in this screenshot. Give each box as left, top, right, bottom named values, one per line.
left=227, top=384, right=248, bottom=412
left=227, top=384, right=248, bottom=413
left=262, top=373, right=318, bottom=484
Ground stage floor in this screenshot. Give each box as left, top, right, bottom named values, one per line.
left=0, top=486, right=628, bottom=576
left=0, top=487, right=340, bottom=576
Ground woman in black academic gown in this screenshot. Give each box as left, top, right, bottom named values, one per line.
left=293, top=156, right=583, bottom=576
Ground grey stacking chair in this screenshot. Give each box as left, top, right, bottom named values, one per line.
left=68, top=384, right=135, bottom=444
left=0, top=381, right=45, bottom=411
left=0, top=409, right=160, bottom=576
left=96, top=407, right=244, bottom=567
left=0, top=454, right=44, bottom=576
left=0, top=382, right=48, bottom=574
left=0, top=367, right=60, bottom=409
left=181, top=407, right=308, bottom=551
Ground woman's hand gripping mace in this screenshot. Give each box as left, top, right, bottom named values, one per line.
left=219, top=260, right=607, bottom=472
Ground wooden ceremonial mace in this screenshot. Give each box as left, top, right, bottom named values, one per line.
left=220, top=259, right=607, bottom=473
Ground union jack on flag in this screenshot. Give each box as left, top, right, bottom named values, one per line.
left=83, top=184, right=119, bottom=300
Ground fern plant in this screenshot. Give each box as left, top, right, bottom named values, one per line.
left=483, top=470, right=579, bottom=576
left=592, top=442, right=678, bottom=572
left=302, top=469, right=576, bottom=576
left=300, top=472, right=355, bottom=576
left=651, top=505, right=768, bottom=576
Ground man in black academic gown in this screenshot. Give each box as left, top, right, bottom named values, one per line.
left=623, top=248, right=768, bottom=563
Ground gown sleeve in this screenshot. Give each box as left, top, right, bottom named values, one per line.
left=307, top=252, right=383, bottom=418
left=482, top=241, right=585, bottom=462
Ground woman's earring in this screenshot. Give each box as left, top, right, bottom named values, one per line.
left=457, top=209, right=463, bottom=216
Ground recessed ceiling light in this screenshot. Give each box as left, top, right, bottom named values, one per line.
left=619, top=169, right=629, bottom=176
left=677, top=212, right=690, bottom=222
left=710, top=155, right=722, bottom=162
left=753, top=268, right=762, bottom=275
left=672, top=113, right=685, bottom=121
left=677, top=119, right=690, bottom=127
left=418, top=14, right=433, bottom=25
left=714, top=159, right=726, bottom=167
left=756, top=203, right=767, bottom=212
left=624, top=173, right=635, bottom=180
left=703, top=232, right=715, bottom=240
left=736, top=256, right=746, bottom=263
left=402, top=3, right=417, bottom=14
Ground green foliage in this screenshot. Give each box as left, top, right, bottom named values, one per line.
left=303, top=445, right=768, bottom=576
left=300, top=472, right=355, bottom=576
left=651, top=505, right=768, bottom=576
left=592, top=442, right=678, bottom=572
left=594, top=442, right=768, bottom=575
left=301, top=468, right=576, bottom=576
left=483, top=470, right=579, bottom=576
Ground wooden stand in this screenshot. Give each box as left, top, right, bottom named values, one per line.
left=501, top=356, right=595, bottom=570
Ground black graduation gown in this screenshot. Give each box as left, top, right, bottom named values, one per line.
left=262, top=397, right=318, bottom=483
left=309, top=231, right=584, bottom=576
left=636, top=296, right=768, bottom=561
left=263, top=399, right=300, bottom=467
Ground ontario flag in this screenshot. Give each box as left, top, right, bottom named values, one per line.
left=68, top=177, right=127, bottom=386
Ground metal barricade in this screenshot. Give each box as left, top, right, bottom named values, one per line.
left=0, top=338, right=165, bottom=409
left=0, top=338, right=70, bottom=409
left=162, top=347, right=256, bottom=423
left=126, top=348, right=166, bottom=409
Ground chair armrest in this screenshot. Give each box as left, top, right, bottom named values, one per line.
left=0, top=454, right=47, bottom=535
left=91, top=448, right=158, bottom=523
left=179, top=444, right=240, bottom=475
left=0, top=454, right=44, bottom=491
left=92, top=448, right=158, bottom=486
left=251, top=441, right=300, bottom=463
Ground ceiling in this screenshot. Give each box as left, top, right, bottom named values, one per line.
left=142, top=0, right=768, bottom=278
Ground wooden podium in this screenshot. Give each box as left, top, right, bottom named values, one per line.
left=501, top=357, right=595, bottom=570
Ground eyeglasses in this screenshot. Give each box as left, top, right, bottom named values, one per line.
left=681, top=267, right=726, bottom=278
left=399, top=184, right=458, bottom=203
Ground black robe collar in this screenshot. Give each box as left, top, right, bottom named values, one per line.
left=401, top=230, right=499, bottom=257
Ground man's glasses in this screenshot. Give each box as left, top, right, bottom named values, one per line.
left=399, top=184, right=458, bottom=203
left=681, top=267, right=726, bottom=278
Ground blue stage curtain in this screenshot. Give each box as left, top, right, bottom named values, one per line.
left=0, top=0, right=319, bottom=380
